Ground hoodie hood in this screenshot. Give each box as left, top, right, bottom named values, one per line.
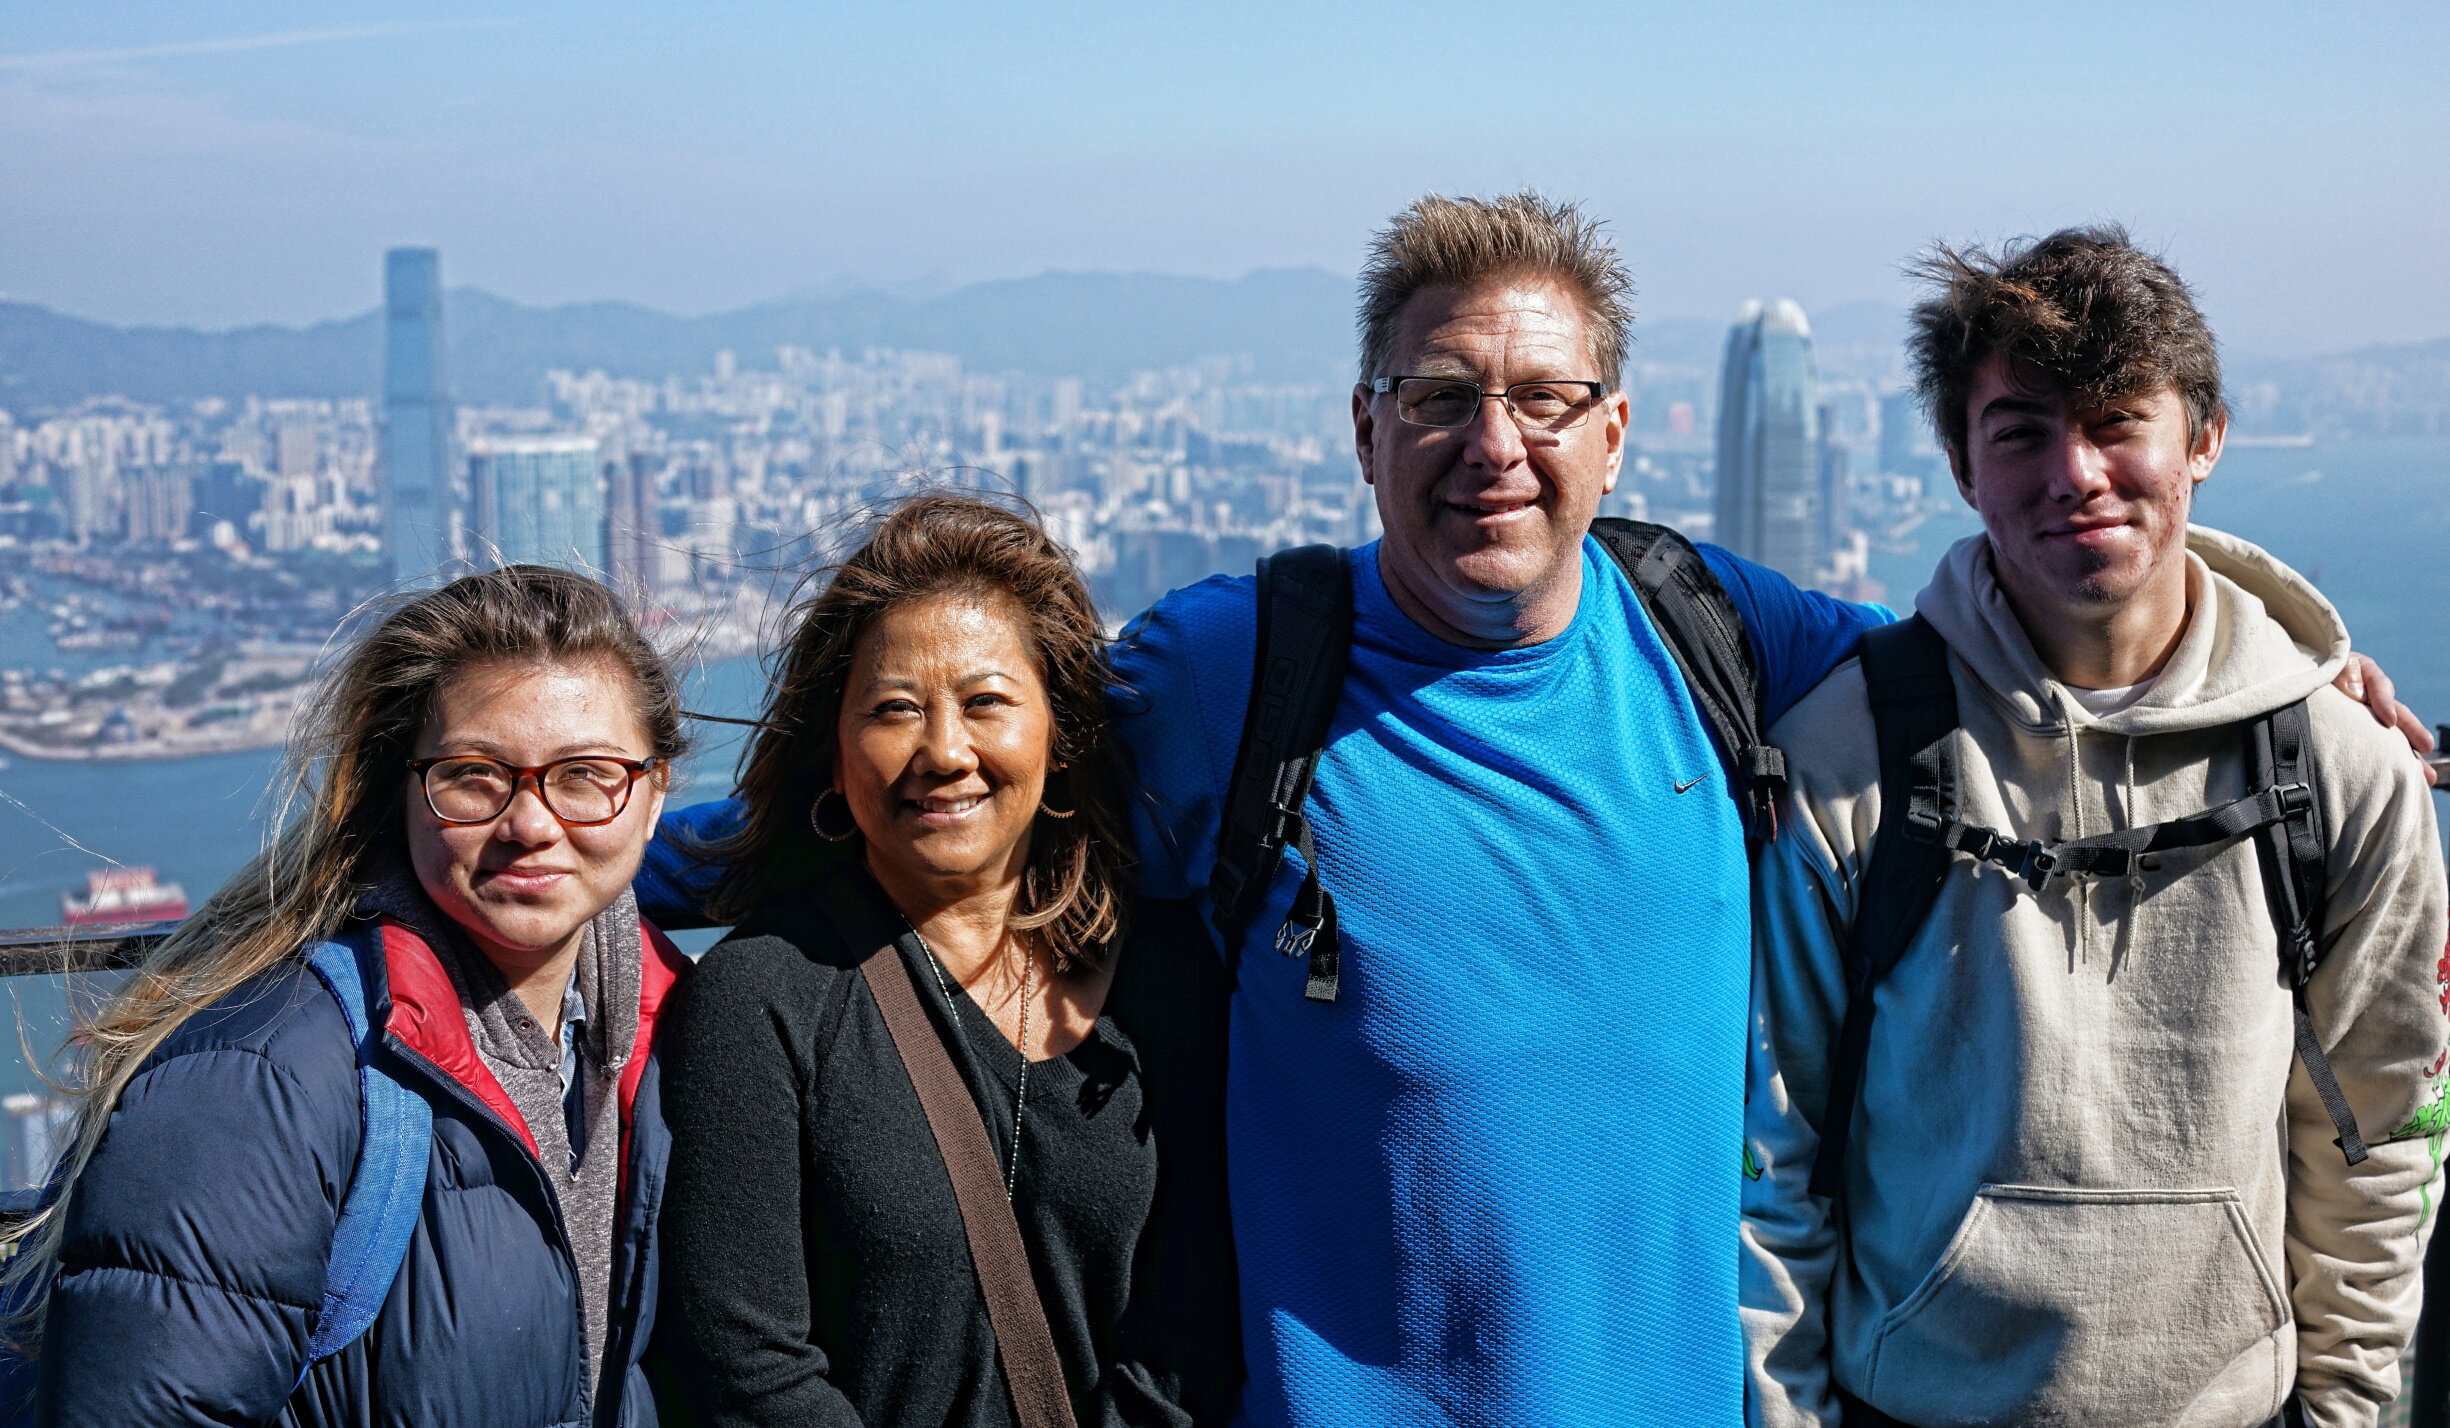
left=1914, top=523, right=2348, bottom=740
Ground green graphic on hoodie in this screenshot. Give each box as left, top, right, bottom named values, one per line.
left=2390, top=1072, right=2450, bottom=1232
left=2390, top=1089, right=2450, bottom=1145
left=1742, top=1141, right=1764, bottom=1182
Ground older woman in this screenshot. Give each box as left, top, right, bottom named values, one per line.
left=655, top=494, right=1219, bottom=1428
left=14, top=565, right=690, bottom=1427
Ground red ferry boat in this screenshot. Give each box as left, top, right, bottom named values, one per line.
left=61, top=867, right=190, bottom=926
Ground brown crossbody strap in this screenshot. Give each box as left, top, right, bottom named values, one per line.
left=862, top=944, right=1081, bottom=1428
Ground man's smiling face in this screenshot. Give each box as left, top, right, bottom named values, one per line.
left=1355, top=277, right=1627, bottom=644
left=1957, top=351, right=2219, bottom=618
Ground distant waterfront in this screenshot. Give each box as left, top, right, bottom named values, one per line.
left=0, top=436, right=2445, bottom=1098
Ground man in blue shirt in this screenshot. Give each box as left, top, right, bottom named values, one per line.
left=1107, top=193, right=1884, bottom=1426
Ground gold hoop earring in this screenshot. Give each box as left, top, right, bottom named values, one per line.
left=1038, top=768, right=1078, bottom=820
left=810, top=788, right=860, bottom=842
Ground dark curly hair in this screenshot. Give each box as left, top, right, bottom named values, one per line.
left=1906, top=224, right=2225, bottom=472
left=713, top=492, right=1128, bottom=969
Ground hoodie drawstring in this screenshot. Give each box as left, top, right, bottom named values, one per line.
left=2062, top=702, right=2089, bottom=968
left=2113, top=734, right=2139, bottom=971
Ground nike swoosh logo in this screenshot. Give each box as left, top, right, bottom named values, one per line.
left=1674, top=775, right=1706, bottom=793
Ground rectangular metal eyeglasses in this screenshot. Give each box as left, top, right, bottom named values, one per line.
left=1370, top=375, right=1612, bottom=432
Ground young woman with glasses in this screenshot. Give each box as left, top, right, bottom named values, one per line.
left=654, top=493, right=1231, bottom=1427
left=8, top=565, right=690, bottom=1428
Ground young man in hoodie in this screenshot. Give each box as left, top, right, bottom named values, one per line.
left=1742, top=227, right=2449, bottom=1428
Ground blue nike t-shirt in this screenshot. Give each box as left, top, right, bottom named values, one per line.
left=1108, top=535, right=1886, bottom=1428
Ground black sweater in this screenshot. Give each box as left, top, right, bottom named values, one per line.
left=655, top=864, right=1208, bottom=1428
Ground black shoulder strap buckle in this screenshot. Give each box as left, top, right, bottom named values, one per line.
left=1209, top=544, right=1353, bottom=1000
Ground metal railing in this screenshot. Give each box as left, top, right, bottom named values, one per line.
left=0, top=921, right=173, bottom=977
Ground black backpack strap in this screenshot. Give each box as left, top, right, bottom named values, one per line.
left=1918, top=779, right=2317, bottom=891
left=1810, top=614, right=1959, bottom=1202
left=2250, top=699, right=2367, bottom=1166
left=1207, top=544, right=1352, bottom=1002
left=1588, top=517, right=1787, bottom=841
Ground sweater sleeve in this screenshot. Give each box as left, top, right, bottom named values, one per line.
left=40, top=1043, right=351, bottom=1427
left=657, top=941, right=866, bottom=1428
left=2284, top=694, right=2450, bottom=1428
left=1739, top=771, right=1859, bottom=1428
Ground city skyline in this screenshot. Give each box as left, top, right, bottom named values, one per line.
left=2, top=4, right=2445, bottom=354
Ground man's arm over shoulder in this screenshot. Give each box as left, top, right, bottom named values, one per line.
left=1695, top=542, right=1894, bottom=727
left=1743, top=661, right=1883, bottom=1428
left=2286, top=689, right=2450, bottom=1427
left=1107, top=574, right=1261, bottom=904
left=637, top=796, right=745, bottom=930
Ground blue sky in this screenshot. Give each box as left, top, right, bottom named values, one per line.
left=2, top=1, right=2444, bottom=353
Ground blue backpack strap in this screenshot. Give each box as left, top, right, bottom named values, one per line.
left=298, top=928, right=432, bottom=1385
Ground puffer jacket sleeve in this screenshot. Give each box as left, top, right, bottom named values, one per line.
left=2286, top=694, right=2450, bottom=1428
left=39, top=984, right=358, bottom=1427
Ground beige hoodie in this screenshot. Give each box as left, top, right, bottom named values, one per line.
left=1742, top=526, right=2447, bottom=1428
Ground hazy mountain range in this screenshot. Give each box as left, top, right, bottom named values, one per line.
left=0, top=270, right=1363, bottom=411
left=0, top=272, right=1973, bottom=410
left=1, top=270, right=2443, bottom=438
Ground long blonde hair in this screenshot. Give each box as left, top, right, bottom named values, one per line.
left=0, top=565, right=688, bottom=1346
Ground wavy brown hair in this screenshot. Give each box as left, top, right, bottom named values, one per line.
left=0, top=565, right=686, bottom=1349
left=714, top=492, right=1128, bottom=967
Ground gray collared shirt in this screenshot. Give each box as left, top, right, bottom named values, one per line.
left=558, top=977, right=590, bottom=1170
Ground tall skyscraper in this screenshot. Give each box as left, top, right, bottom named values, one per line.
left=1713, top=299, right=1821, bottom=584
left=382, top=248, right=454, bottom=583
left=603, top=452, right=660, bottom=598
left=470, top=437, right=604, bottom=571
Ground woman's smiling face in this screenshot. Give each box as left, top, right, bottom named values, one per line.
left=835, top=593, right=1055, bottom=893
left=404, top=658, right=665, bottom=971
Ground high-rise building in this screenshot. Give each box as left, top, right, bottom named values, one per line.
left=382, top=247, right=454, bottom=583
left=603, top=452, right=660, bottom=598
left=1713, top=299, right=1821, bottom=583
left=193, top=459, right=265, bottom=543
left=276, top=422, right=319, bottom=481
left=470, top=437, right=604, bottom=571
left=1816, top=400, right=1851, bottom=563
left=1878, top=388, right=1934, bottom=491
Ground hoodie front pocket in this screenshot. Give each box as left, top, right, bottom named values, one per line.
left=1863, top=1184, right=2289, bottom=1426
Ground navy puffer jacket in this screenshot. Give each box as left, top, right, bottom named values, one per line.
left=37, top=915, right=686, bottom=1428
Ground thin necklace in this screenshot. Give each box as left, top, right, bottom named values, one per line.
left=912, top=929, right=1031, bottom=1202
